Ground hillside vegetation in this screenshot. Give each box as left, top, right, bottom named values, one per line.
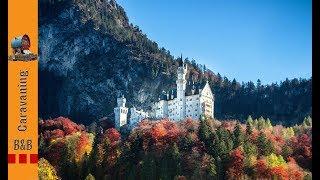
left=38, top=116, right=312, bottom=179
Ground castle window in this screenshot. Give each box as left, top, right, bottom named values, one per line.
left=196, top=97, right=199, bottom=100
left=180, top=99, right=182, bottom=101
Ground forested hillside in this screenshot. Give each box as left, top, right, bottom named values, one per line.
left=38, top=116, right=312, bottom=179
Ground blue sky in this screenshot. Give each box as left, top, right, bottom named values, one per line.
left=117, top=0, right=312, bottom=85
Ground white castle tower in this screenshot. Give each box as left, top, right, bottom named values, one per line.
left=114, top=95, right=128, bottom=130
left=176, top=55, right=187, bottom=120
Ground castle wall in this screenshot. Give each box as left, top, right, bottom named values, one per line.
left=185, top=94, right=201, bottom=120
left=199, top=85, right=214, bottom=118
left=114, top=106, right=128, bottom=130
left=130, top=108, right=149, bottom=125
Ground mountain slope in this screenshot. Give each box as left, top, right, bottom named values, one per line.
left=39, top=0, right=311, bottom=125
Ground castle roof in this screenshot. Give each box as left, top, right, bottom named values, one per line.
left=185, top=81, right=207, bottom=96
left=158, top=89, right=177, bottom=101
left=178, top=54, right=184, bottom=67
left=158, top=81, right=208, bottom=101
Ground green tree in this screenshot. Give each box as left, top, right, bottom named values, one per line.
left=198, top=119, right=212, bottom=142
left=267, top=154, right=286, bottom=168
left=257, top=116, right=265, bottom=130
left=253, top=119, right=258, bottom=128
left=208, top=155, right=216, bottom=178
left=215, top=156, right=223, bottom=180
left=303, top=116, right=312, bottom=126
left=265, top=118, right=272, bottom=129
left=167, top=143, right=181, bottom=178
left=256, top=132, right=274, bottom=156
left=141, top=153, right=156, bottom=180
left=246, top=115, right=254, bottom=135
left=287, top=127, right=294, bottom=137
left=281, top=144, right=292, bottom=160
left=234, top=121, right=244, bottom=147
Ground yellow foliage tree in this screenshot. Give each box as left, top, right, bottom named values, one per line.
left=38, top=158, right=60, bottom=180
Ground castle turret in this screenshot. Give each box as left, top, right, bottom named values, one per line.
left=114, top=95, right=128, bottom=130
left=176, top=54, right=187, bottom=120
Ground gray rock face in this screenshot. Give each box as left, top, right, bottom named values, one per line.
left=39, top=0, right=176, bottom=124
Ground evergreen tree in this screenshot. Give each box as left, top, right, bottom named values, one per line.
left=257, top=116, right=265, bottom=130
left=246, top=116, right=253, bottom=136
left=208, top=156, right=216, bottom=178
left=198, top=119, right=211, bottom=142
left=234, top=121, right=244, bottom=147
left=287, top=127, right=295, bottom=137
left=303, top=116, right=312, bottom=126
left=253, top=119, right=258, bottom=128
left=256, top=132, right=274, bottom=156
left=281, top=144, right=292, bottom=161
left=141, top=153, right=156, bottom=180
left=167, top=143, right=181, bottom=178
left=215, top=156, right=223, bottom=180
left=265, top=118, right=272, bottom=129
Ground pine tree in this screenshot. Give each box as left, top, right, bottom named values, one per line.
left=257, top=116, right=265, bottom=130
left=141, top=153, right=156, bottom=180
left=168, top=143, right=181, bottom=178
left=253, top=119, right=258, bottom=128
left=281, top=144, right=292, bottom=160
left=207, top=155, right=216, bottom=178
left=265, top=118, right=272, bottom=129
left=198, top=119, right=211, bottom=142
left=303, top=116, right=312, bottom=126
left=257, top=132, right=274, bottom=156
left=215, top=156, right=223, bottom=180
left=234, top=121, right=244, bottom=147
left=246, top=116, right=253, bottom=136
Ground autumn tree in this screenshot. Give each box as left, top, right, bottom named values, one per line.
left=84, top=173, right=95, bottom=180
left=38, top=158, right=60, bottom=180
left=254, top=160, right=270, bottom=179
left=226, top=148, right=245, bottom=179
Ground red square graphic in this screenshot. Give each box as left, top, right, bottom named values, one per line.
left=30, top=154, right=38, bottom=164
left=19, top=154, right=27, bottom=164
left=8, top=154, right=16, bottom=164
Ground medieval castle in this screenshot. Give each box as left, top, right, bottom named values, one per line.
left=114, top=57, right=215, bottom=130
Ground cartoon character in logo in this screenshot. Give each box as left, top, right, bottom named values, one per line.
left=10, top=34, right=37, bottom=61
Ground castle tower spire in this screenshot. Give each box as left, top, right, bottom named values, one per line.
left=176, top=53, right=187, bottom=120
